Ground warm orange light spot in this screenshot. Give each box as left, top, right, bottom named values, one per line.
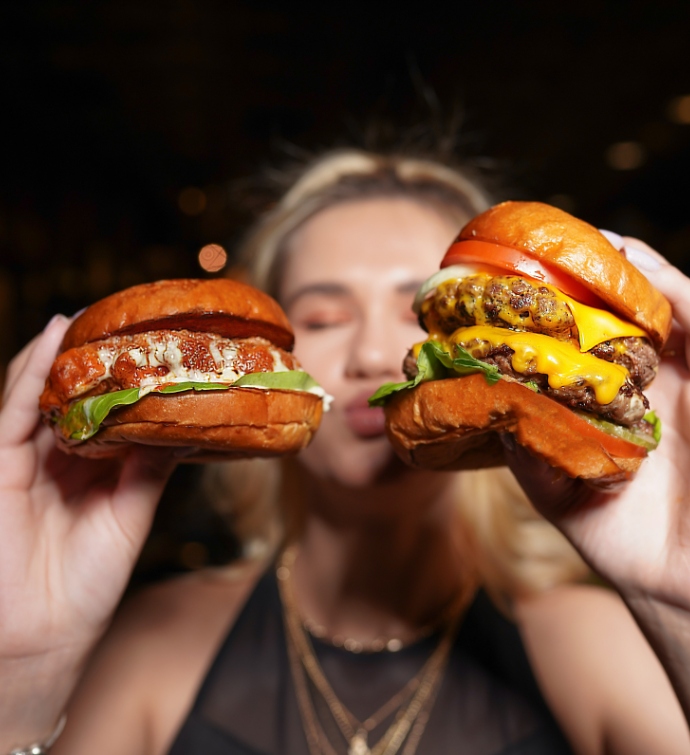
left=178, top=186, right=207, bottom=216
left=198, top=243, right=227, bottom=272
left=605, top=141, right=646, bottom=170
left=667, top=94, right=690, bottom=125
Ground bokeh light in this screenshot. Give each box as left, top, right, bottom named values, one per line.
left=178, top=186, right=207, bottom=216
left=198, top=243, right=228, bottom=272
left=667, top=95, right=690, bottom=125
left=605, top=141, right=646, bottom=171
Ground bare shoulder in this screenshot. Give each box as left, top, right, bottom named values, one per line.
left=514, top=584, right=690, bottom=755
left=55, top=560, right=265, bottom=755
left=115, top=559, right=263, bottom=647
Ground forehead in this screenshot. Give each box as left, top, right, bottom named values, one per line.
left=280, top=197, right=462, bottom=296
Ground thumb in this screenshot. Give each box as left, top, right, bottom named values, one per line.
left=110, top=448, right=177, bottom=554
left=500, top=433, right=592, bottom=523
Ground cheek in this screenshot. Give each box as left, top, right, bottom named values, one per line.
left=397, top=318, right=428, bottom=349
left=291, top=327, right=351, bottom=389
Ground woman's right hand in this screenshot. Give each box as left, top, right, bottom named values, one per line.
left=0, top=315, right=176, bottom=746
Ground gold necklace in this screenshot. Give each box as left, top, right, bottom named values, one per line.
left=278, top=547, right=471, bottom=755
left=281, top=562, right=456, bottom=755
left=277, top=547, right=467, bottom=654
left=302, top=616, right=411, bottom=654
left=301, top=607, right=453, bottom=654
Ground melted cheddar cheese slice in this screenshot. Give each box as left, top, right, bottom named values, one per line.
left=564, top=294, right=647, bottom=352
left=449, top=326, right=629, bottom=405
left=416, top=273, right=649, bottom=407
left=429, top=273, right=647, bottom=353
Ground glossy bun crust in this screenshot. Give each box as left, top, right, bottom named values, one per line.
left=58, top=387, right=323, bottom=460
left=385, top=375, right=642, bottom=488
left=61, top=278, right=295, bottom=352
left=459, top=201, right=672, bottom=350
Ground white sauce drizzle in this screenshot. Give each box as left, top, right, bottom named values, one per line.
left=80, top=334, right=328, bottom=408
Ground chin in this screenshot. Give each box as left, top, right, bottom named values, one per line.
left=298, top=431, right=410, bottom=489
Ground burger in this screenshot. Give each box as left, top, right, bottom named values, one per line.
left=370, top=201, right=672, bottom=487
left=39, top=278, right=328, bottom=459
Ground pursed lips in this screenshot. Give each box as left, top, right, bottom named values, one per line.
left=343, top=389, right=387, bottom=438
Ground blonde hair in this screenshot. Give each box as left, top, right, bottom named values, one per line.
left=207, top=148, right=588, bottom=599
left=241, top=149, right=491, bottom=296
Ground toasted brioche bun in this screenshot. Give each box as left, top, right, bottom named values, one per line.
left=44, top=279, right=323, bottom=459
left=459, top=201, right=672, bottom=349
left=57, top=387, right=323, bottom=461
left=385, top=375, right=641, bottom=488
left=61, top=278, right=294, bottom=352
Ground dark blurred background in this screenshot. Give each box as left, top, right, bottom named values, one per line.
left=2, top=0, right=689, bottom=578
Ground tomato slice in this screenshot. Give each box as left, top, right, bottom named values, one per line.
left=442, top=240, right=605, bottom=308
left=564, top=409, right=648, bottom=459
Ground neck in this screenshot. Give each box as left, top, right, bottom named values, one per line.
left=288, top=469, right=476, bottom=645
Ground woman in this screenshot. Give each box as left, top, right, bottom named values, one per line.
left=2, top=149, right=690, bottom=755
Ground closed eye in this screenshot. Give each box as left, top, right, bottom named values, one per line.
left=292, top=310, right=352, bottom=330
left=301, top=318, right=348, bottom=330
left=287, top=289, right=354, bottom=331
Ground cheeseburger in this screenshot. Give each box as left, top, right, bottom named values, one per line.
left=39, top=278, right=328, bottom=459
left=370, top=201, right=672, bottom=487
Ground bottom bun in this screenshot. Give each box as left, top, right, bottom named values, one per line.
left=384, top=374, right=643, bottom=489
left=56, top=387, right=323, bottom=461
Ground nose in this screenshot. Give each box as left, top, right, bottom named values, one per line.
left=345, top=303, right=406, bottom=380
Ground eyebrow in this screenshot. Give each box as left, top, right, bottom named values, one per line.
left=283, top=283, right=349, bottom=308
left=397, top=280, right=425, bottom=294
left=285, top=280, right=424, bottom=308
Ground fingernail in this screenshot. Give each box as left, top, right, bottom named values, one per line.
left=500, top=432, right=516, bottom=453
left=44, top=313, right=67, bottom=330
left=71, top=306, right=88, bottom=319
left=623, top=243, right=662, bottom=272
left=599, top=229, right=625, bottom=251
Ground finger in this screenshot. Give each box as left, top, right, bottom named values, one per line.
left=3, top=331, right=46, bottom=402
left=3, top=313, right=80, bottom=399
left=598, top=232, right=686, bottom=354
left=500, top=435, right=592, bottom=522
left=659, top=326, right=687, bottom=359
left=109, top=448, right=177, bottom=556
left=3, top=316, right=69, bottom=401
left=0, top=315, right=71, bottom=447
left=621, top=238, right=690, bottom=336
left=621, top=237, right=668, bottom=268
left=599, top=229, right=625, bottom=250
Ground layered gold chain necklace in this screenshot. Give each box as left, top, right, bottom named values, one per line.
left=277, top=547, right=472, bottom=755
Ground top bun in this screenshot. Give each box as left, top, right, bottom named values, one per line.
left=459, top=201, right=672, bottom=350
left=61, top=278, right=294, bottom=352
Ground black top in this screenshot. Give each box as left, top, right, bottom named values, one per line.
left=167, top=569, right=573, bottom=754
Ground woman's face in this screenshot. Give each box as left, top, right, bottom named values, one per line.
left=280, top=196, right=462, bottom=488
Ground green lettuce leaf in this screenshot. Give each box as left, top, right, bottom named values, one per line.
left=233, top=371, right=322, bottom=392
left=58, top=371, right=323, bottom=442
left=368, top=341, right=499, bottom=407
left=156, top=381, right=231, bottom=394
left=643, top=410, right=662, bottom=444
left=61, top=387, right=142, bottom=440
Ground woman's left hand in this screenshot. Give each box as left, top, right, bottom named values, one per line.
left=504, top=238, right=690, bottom=724
left=505, top=238, right=690, bottom=607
